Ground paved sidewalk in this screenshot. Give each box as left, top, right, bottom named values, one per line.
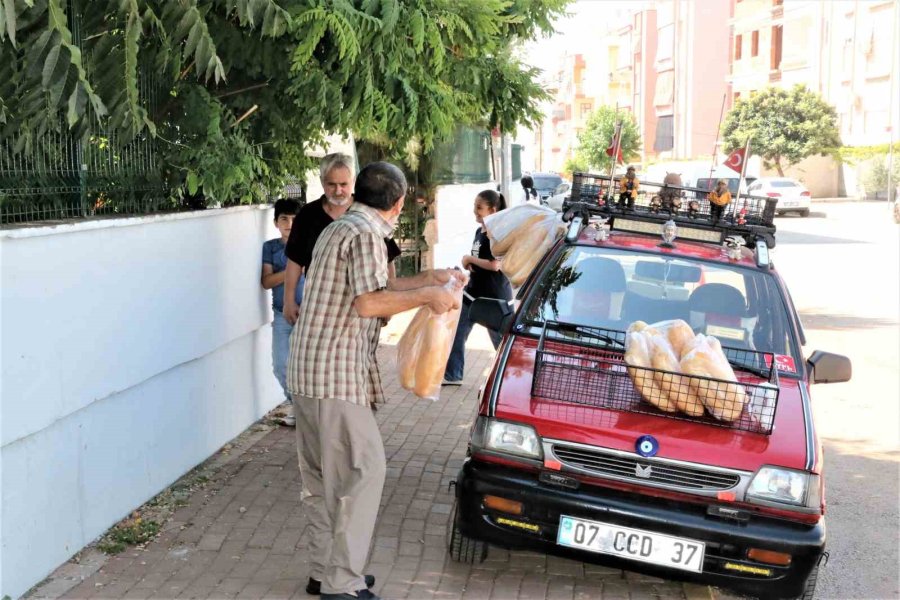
left=29, top=319, right=731, bottom=600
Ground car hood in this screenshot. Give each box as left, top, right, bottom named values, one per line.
left=491, top=336, right=814, bottom=474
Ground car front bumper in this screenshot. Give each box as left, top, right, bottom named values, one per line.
left=456, top=459, right=824, bottom=599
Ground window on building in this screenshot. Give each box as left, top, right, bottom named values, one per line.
left=771, top=25, right=783, bottom=69
left=734, top=91, right=741, bottom=102
left=751, top=30, right=759, bottom=57
left=580, top=103, right=592, bottom=119
left=654, top=115, right=674, bottom=152
left=735, top=34, right=743, bottom=60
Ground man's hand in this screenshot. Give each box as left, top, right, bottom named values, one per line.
left=426, top=285, right=459, bottom=314
left=284, top=299, right=300, bottom=325
left=433, top=268, right=468, bottom=285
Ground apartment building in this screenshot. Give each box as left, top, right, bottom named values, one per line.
left=729, top=0, right=899, bottom=196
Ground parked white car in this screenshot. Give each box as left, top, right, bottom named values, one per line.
left=545, top=181, right=571, bottom=211
left=747, top=177, right=811, bottom=217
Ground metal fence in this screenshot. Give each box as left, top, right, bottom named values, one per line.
left=0, top=3, right=173, bottom=227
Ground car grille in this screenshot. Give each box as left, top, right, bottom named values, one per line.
left=551, top=444, right=741, bottom=491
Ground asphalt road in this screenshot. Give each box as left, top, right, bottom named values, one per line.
left=769, top=201, right=899, bottom=599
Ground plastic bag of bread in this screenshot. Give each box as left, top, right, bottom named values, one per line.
left=646, top=333, right=705, bottom=416
left=396, top=278, right=465, bottom=400
left=501, top=218, right=567, bottom=288
left=483, top=204, right=556, bottom=257
left=624, top=331, right=677, bottom=413
left=680, top=334, right=748, bottom=422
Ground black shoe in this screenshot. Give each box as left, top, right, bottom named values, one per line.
left=307, top=575, right=375, bottom=595
left=320, top=589, right=380, bottom=600
left=441, top=379, right=463, bottom=386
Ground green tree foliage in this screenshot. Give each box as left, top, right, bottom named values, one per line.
left=575, top=106, right=641, bottom=174
left=0, top=0, right=567, bottom=205
left=862, top=157, right=900, bottom=200
left=723, top=85, right=841, bottom=176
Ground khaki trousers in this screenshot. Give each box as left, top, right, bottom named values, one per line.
left=293, top=396, right=386, bottom=595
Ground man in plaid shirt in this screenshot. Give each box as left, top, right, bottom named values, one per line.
left=287, top=162, right=461, bottom=600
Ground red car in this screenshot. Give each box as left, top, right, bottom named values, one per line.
left=449, top=182, right=851, bottom=600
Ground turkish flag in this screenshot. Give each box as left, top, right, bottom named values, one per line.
left=605, top=130, right=623, bottom=163
left=723, top=147, right=746, bottom=173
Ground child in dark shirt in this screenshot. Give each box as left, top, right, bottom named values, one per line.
left=261, top=199, right=302, bottom=425
left=443, top=190, right=513, bottom=385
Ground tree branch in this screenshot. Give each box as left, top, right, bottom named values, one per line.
left=214, top=82, right=269, bottom=99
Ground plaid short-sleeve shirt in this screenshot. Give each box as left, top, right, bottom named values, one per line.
left=286, top=203, right=393, bottom=406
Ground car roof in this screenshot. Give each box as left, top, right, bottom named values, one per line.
left=575, top=229, right=761, bottom=268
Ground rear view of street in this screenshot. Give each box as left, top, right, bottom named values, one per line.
left=772, top=202, right=899, bottom=599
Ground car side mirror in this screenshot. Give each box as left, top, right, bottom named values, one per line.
left=807, top=351, right=852, bottom=384
left=469, top=298, right=514, bottom=334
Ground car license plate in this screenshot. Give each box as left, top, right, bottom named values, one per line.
left=782, top=200, right=798, bottom=207
left=557, top=515, right=705, bottom=573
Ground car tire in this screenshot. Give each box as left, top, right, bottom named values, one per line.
left=796, top=563, right=819, bottom=600
left=798, top=208, right=810, bottom=217
left=447, top=500, right=488, bottom=563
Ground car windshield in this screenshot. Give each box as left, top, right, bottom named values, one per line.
left=522, top=245, right=801, bottom=374
left=533, top=176, right=563, bottom=191
left=770, top=180, right=799, bottom=188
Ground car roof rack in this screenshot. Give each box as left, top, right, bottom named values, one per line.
left=564, top=172, right=778, bottom=250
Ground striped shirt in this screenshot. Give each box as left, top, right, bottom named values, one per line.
left=286, top=203, right=393, bottom=406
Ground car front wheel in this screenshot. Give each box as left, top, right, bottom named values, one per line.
left=447, top=500, right=488, bottom=563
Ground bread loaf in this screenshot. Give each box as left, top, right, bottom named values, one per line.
left=490, top=214, right=546, bottom=256
left=680, top=335, right=747, bottom=422
left=507, top=224, right=563, bottom=287
left=412, top=309, right=457, bottom=397
left=501, top=221, right=552, bottom=277
left=666, top=319, right=695, bottom=359
left=624, top=332, right=678, bottom=412
left=397, top=307, right=433, bottom=391
left=648, top=334, right=705, bottom=416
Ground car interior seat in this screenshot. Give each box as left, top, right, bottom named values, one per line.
left=565, top=257, right=627, bottom=326
left=688, top=283, right=758, bottom=347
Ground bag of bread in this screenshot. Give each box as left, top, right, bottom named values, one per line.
left=646, top=333, right=705, bottom=416
left=502, top=219, right=567, bottom=287
left=680, top=334, right=748, bottom=422
left=483, top=204, right=556, bottom=257
left=396, top=278, right=465, bottom=401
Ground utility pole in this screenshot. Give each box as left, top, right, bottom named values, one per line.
left=500, top=133, right=512, bottom=203
left=887, top=0, right=898, bottom=206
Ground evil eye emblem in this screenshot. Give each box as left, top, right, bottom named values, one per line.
left=635, top=435, right=659, bottom=458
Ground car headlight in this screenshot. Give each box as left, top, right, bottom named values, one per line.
left=747, top=466, right=810, bottom=506
left=473, top=418, right=542, bottom=460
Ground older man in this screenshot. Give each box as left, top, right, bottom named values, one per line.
left=287, top=162, right=459, bottom=600
left=283, top=153, right=357, bottom=327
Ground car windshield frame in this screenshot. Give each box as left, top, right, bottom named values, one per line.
left=516, top=243, right=803, bottom=379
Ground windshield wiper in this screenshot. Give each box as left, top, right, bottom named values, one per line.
left=533, top=320, right=626, bottom=350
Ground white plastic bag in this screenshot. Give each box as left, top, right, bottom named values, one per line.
left=483, top=204, right=557, bottom=257
left=396, top=278, right=465, bottom=400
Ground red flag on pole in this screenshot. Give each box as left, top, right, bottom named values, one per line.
left=723, top=147, right=747, bottom=173
left=605, top=127, right=623, bottom=163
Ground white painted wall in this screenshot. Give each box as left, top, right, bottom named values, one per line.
left=0, top=207, right=283, bottom=599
